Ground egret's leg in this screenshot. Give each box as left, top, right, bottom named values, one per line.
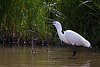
left=72, top=45, right=77, bottom=57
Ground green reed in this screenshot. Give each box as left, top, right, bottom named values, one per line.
left=0, top=0, right=51, bottom=43
left=78, top=0, right=100, bottom=42
left=46, top=0, right=100, bottom=44
left=0, top=0, right=100, bottom=44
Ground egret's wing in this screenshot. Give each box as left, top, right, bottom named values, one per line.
left=64, top=30, right=84, bottom=46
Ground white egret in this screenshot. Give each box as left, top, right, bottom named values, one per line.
left=47, top=21, right=91, bottom=57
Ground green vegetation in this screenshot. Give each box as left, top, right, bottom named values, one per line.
left=0, top=0, right=100, bottom=45
left=0, top=0, right=51, bottom=44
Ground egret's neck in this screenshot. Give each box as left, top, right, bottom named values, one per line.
left=57, top=30, right=69, bottom=44
left=57, top=30, right=64, bottom=41
left=54, top=23, right=63, bottom=41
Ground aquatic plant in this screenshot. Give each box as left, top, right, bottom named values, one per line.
left=0, top=0, right=100, bottom=45
left=0, top=0, right=51, bottom=44
left=78, top=0, right=100, bottom=43
left=47, top=0, right=100, bottom=44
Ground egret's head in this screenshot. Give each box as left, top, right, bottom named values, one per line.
left=53, top=21, right=62, bottom=29
left=46, top=21, right=62, bottom=31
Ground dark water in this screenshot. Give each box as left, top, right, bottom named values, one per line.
left=0, top=45, right=100, bottom=67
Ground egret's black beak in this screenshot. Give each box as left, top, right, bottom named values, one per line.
left=45, top=22, right=54, bottom=24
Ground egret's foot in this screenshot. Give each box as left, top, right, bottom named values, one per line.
left=72, top=55, right=75, bottom=57
left=72, top=55, right=76, bottom=58
left=72, top=55, right=75, bottom=59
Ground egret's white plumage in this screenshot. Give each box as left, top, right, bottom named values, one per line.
left=47, top=21, right=91, bottom=57
left=52, top=21, right=91, bottom=47
left=64, top=30, right=91, bottom=47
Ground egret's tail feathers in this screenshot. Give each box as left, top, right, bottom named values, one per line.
left=81, top=39, right=91, bottom=48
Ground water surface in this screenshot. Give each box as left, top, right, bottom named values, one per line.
left=0, top=45, right=100, bottom=67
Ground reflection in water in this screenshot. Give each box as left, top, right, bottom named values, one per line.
left=0, top=46, right=100, bottom=67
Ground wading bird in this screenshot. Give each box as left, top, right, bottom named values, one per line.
left=46, top=21, right=91, bottom=57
